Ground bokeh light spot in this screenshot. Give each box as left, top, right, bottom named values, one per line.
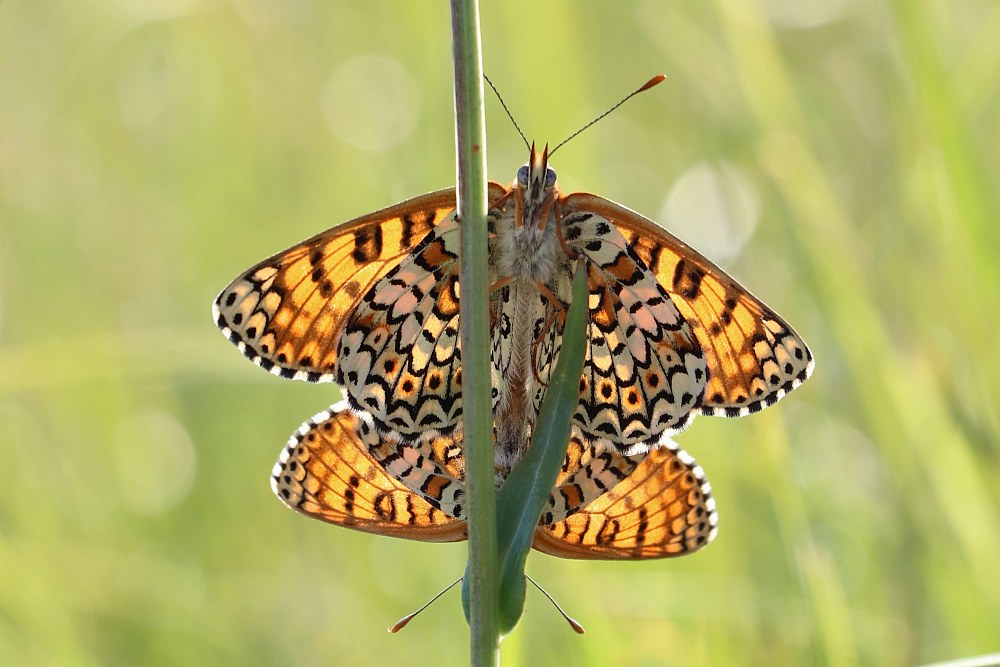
left=321, top=55, right=421, bottom=152
left=113, top=409, right=196, bottom=516
left=661, top=162, right=760, bottom=263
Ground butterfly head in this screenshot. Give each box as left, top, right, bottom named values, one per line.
left=516, top=142, right=557, bottom=194
left=514, top=143, right=558, bottom=231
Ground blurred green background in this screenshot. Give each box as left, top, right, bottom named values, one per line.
left=2, top=1, right=998, bottom=665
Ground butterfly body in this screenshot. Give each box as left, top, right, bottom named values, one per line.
left=489, top=146, right=573, bottom=465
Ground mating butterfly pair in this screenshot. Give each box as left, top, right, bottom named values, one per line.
left=213, top=144, right=812, bottom=559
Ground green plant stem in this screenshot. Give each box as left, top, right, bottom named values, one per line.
left=450, top=0, right=499, bottom=664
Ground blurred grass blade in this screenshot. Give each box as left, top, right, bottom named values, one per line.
left=916, top=654, right=1000, bottom=667
left=494, top=259, right=590, bottom=636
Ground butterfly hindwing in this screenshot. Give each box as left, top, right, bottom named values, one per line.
left=336, top=216, right=465, bottom=440
left=335, top=182, right=510, bottom=440
left=367, top=423, right=469, bottom=519
left=562, top=193, right=813, bottom=419
left=557, top=210, right=708, bottom=452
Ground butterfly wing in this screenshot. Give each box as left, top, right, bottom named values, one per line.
left=213, top=189, right=457, bottom=383
left=539, top=428, right=645, bottom=525
left=272, top=405, right=713, bottom=557
left=367, top=426, right=470, bottom=518
left=272, top=403, right=467, bottom=542
left=531, top=439, right=717, bottom=560
left=335, top=216, right=464, bottom=440
left=336, top=183, right=510, bottom=440
left=562, top=193, right=813, bottom=418
left=554, top=208, right=708, bottom=453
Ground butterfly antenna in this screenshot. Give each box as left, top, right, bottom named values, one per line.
left=549, top=74, right=666, bottom=157
left=526, top=574, right=585, bottom=634
left=484, top=74, right=530, bottom=151
left=388, top=577, right=463, bottom=633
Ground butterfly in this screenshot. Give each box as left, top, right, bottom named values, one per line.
left=214, top=144, right=813, bottom=467
left=214, top=142, right=812, bottom=557
left=271, top=400, right=717, bottom=559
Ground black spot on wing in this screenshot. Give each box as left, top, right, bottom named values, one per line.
left=351, top=226, right=384, bottom=263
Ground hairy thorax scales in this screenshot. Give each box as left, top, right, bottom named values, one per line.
left=493, top=212, right=561, bottom=283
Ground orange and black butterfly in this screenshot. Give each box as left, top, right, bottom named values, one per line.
left=213, top=78, right=812, bottom=558
left=213, top=145, right=811, bottom=558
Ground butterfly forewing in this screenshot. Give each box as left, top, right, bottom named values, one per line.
left=271, top=404, right=716, bottom=560
left=213, top=189, right=456, bottom=384
left=562, top=193, right=813, bottom=419
left=532, top=438, right=717, bottom=560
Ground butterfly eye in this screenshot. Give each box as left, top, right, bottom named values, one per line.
left=545, top=168, right=557, bottom=188
left=516, top=165, right=529, bottom=186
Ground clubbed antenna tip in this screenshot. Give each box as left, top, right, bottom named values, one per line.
left=639, top=73, right=667, bottom=92
left=550, top=73, right=667, bottom=156
left=526, top=574, right=586, bottom=635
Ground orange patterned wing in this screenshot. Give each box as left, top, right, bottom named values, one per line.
left=334, top=182, right=510, bottom=439
left=531, top=439, right=717, bottom=559
left=213, top=189, right=458, bottom=384
left=271, top=404, right=714, bottom=557
left=539, top=428, right=645, bottom=525
left=553, top=212, right=708, bottom=453
left=562, top=193, right=813, bottom=418
left=272, top=403, right=467, bottom=542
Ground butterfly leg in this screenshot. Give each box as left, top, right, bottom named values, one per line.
left=529, top=310, right=562, bottom=387
left=490, top=187, right=516, bottom=211
left=535, top=192, right=556, bottom=231
left=489, top=276, right=514, bottom=293
left=528, top=282, right=573, bottom=386
left=484, top=188, right=515, bottom=236
left=487, top=276, right=515, bottom=328
left=534, top=281, right=568, bottom=317
left=514, top=189, right=525, bottom=229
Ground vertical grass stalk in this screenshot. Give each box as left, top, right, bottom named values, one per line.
left=449, top=0, right=499, bottom=663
